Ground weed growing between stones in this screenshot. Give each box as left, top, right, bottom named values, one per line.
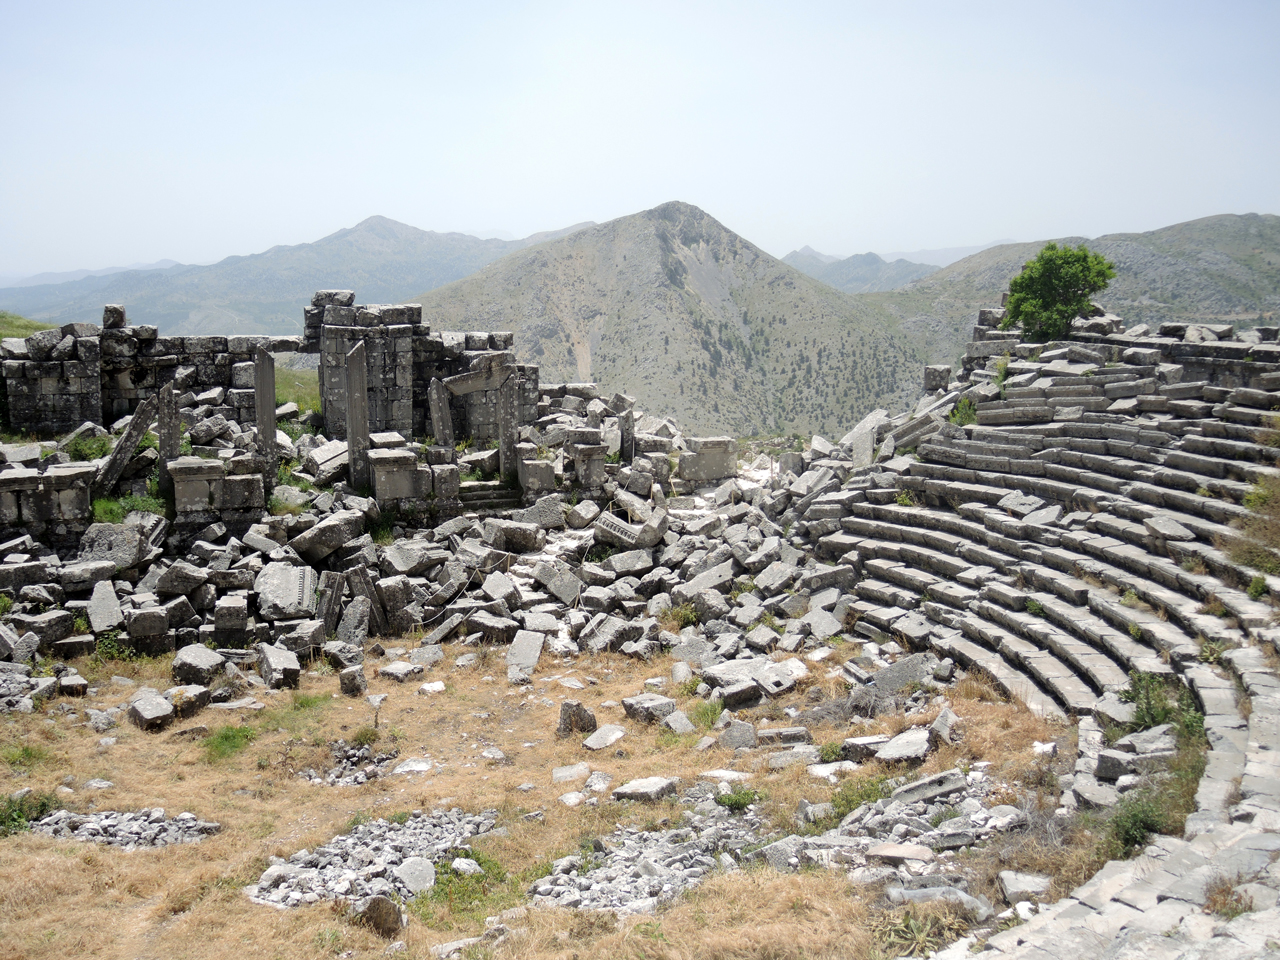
left=658, top=602, right=698, bottom=633
left=1203, top=873, right=1254, bottom=919
left=831, top=775, right=892, bottom=817
left=871, top=905, right=969, bottom=957
left=688, top=699, right=722, bottom=730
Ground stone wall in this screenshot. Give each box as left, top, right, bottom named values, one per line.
left=306, top=292, right=540, bottom=445
left=1, top=305, right=304, bottom=436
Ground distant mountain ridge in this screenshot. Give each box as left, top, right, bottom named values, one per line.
left=782, top=248, right=939, bottom=293
left=867, top=212, right=1280, bottom=369
left=0, top=217, right=594, bottom=336
left=411, top=201, right=922, bottom=437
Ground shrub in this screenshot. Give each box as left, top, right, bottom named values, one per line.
left=1104, top=791, right=1167, bottom=857
left=948, top=397, right=978, bottom=427
left=1248, top=575, right=1269, bottom=601
left=661, top=603, right=698, bottom=632
left=818, top=741, right=843, bottom=763
left=999, top=242, right=1117, bottom=343
left=1, top=791, right=60, bottom=836
left=714, top=787, right=759, bottom=812
left=895, top=490, right=917, bottom=507
left=1025, top=599, right=1044, bottom=617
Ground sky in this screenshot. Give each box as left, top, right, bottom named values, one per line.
left=2, top=0, right=1278, bottom=278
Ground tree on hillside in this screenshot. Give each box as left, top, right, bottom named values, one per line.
left=1000, top=242, right=1116, bottom=342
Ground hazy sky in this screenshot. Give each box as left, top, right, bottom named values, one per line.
left=2, top=1, right=1278, bottom=276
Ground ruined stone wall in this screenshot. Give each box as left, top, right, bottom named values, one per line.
left=305, top=292, right=540, bottom=444
left=1, top=305, right=305, bottom=436
left=1, top=323, right=102, bottom=436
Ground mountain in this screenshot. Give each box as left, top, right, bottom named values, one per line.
left=5, top=259, right=183, bottom=288
left=411, top=201, right=922, bottom=437
left=783, top=248, right=939, bottom=293
left=880, top=241, right=1014, bottom=268
left=866, top=213, right=1280, bottom=368
left=0, top=217, right=594, bottom=337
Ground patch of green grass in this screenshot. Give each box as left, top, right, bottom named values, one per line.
left=366, top=505, right=400, bottom=546
left=1247, top=575, right=1268, bottom=601
left=267, top=495, right=303, bottom=517
left=818, top=741, right=843, bottom=763
left=408, top=849, right=538, bottom=933
left=0, top=311, right=54, bottom=340
left=276, top=459, right=315, bottom=492
left=1025, top=599, right=1044, bottom=617
left=894, top=490, right=917, bottom=507
left=351, top=726, right=380, bottom=748
left=458, top=468, right=484, bottom=484
left=689, top=699, right=723, bottom=730
left=65, top=433, right=113, bottom=462
left=0, top=594, right=12, bottom=617
left=0, top=791, right=61, bottom=837
left=275, top=370, right=320, bottom=414
left=93, top=493, right=168, bottom=524
left=1, top=742, right=52, bottom=769
left=203, top=725, right=257, bottom=762
left=714, top=787, right=759, bottom=812
left=664, top=603, right=698, bottom=630
left=832, top=775, right=892, bottom=819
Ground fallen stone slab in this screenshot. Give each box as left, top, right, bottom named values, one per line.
left=288, top=510, right=364, bottom=564
left=622, top=692, right=677, bottom=724
left=128, top=695, right=175, bottom=731
left=875, top=727, right=931, bottom=762
left=172, top=644, right=225, bottom=686
left=257, top=644, right=300, bottom=689
left=378, top=661, right=424, bottom=683
left=867, top=842, right=934, bottom=864
left=612, top=777, right=678, bottom=802
left=254, top=562, right=319, bottom=621
left=890, top=768, right=967, bottom=805
left=999, top=870, right=1052, bottom=903
left=582, top=724, right=625, bottom=751
left=506, top=630, right=544, bottom=684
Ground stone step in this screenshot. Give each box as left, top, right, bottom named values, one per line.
left=970, top=598, right=1131, bottom=695
left=1026, top=591, right=1170, bottom=677
left=927, top=632, right=1066, bottom=722
left=956, top=615, right=1098, bottom=715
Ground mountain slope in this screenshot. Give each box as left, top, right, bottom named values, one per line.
left=783, top=249, right=939, bottom=293
left=412, top=202, right=922, bottom=437
left=867, top=212, right=1280, bottom=367
left=0, top=217, right=594, bottom=337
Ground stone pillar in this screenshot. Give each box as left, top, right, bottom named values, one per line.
left=619, top=406, right=636, bottom=463
left=345, top=341, right=370, bottom=492
left=498, top=374, right=518, bottom=481
left=157, top=382, right=179, bottom=498
left=428, top=378, right=454, bottom=450
left=254, top=347, right=277, bottom=479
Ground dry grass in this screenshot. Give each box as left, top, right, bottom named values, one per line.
left=494, top=871, right=879, bottom=960
left=0, top=642, right=1074, bottom=960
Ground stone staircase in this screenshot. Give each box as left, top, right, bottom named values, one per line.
left=458, top=479, right=522, bottom=517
